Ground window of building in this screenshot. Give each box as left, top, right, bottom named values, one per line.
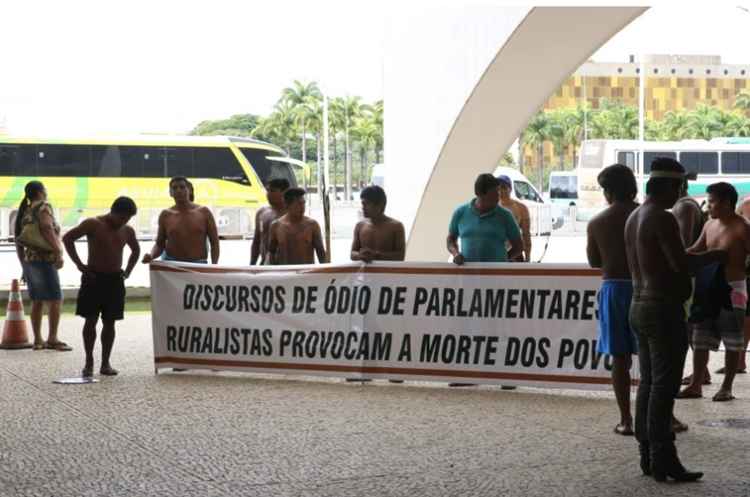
left=643, top=152, right=677, bottom=174
left=679, top=152, right=718, bottom=174
left=721, top=152, right=750, bottom=174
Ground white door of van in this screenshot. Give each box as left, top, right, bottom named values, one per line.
left=512, top=180, right=552, bottom=236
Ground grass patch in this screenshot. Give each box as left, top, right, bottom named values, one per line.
left=0, top=297, right=152, bottom=317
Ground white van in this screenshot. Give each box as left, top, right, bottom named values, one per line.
left=492, top=166, right=552, bottom=236
left=547, top=171, right=578, bottom=229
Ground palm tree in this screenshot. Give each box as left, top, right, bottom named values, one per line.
left=661, top=110, right=690, bottom=140
left=725, top=112, right=750, bottom=137
left=735, top=91, right=750, bottom=115
left=352, top=115, right=378, bottom=187
left=338, top=96, right=367, bottom=201
left=523, top=111, right=553, bottom=192
left=281, top=81, right=322, bottom=164
left=371, top=100, right=384, bottom=164
left=328, top=97, right=346, bottom=198
left=685, top=104, right=724, bottom=140
left=546, top=109, right=567, bottom=169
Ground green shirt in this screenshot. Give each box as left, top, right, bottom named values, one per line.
left=448, top=199, right=521, bottom=262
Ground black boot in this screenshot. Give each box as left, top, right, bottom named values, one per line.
left=650, top=441, right=703, bottom=482
left=638, top=443, right=651, bottom=476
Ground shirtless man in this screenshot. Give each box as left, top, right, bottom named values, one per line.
left=142, top=176, right=220, bottom=264
left=497, top=175, right=531, bottom=262
left=736, top=196, right=750, bottom=373
left=672, top=175, right=711, bottom=386
left=351, top=185, right=405, bottom=263
left=625, top=157, right=722, bottom=481
left=678, top=182, right=750, bottom=402
left=251, top=178, right=289, bottom=265
left=586, top=164, right=639, bottom=436
left=63, top=197, right=140, bottom=377
left=267, top=187, right=326, bottom=265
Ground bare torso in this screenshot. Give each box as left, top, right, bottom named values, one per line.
left=354, top=216, right=405, bottom=260
left=270, top=215, right=323, bottom=265
left=587, top=201, right=638, bottom=279
left=625, top=204, right=691, bottom=302
left=701, top=215, right=750, bottom=282
left=256, top=206, right=285, bottom=264
left=161, top=205, right=211, bottom=261
left=86, top=216, right=133, bottom=273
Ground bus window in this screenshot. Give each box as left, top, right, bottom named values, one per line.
left=616, top=151, right=636, bottom=170
left=165, top=147, right=194, bottom=178
left=643, top=151, right=676, bottom=174
left=91, top=145, right=122, bottom=177
left=721, top=152, right=750, bottom=174
left=514, top=181, right=542, bottom=203
left=37, top=145, right=91, bottom=176
left=142, top=147, right=166, bottom=177
left=679, top=152, right=718, bottom=175
left=195, top=147, right=248, bottom=184
left=0, top=144, right=37, bottom=175
left=550, top=175, right=577, bottom=199
left=239, top=148, right=292, bottom=186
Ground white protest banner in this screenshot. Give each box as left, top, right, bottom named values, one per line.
left=150, top=261, right=631, bottom=389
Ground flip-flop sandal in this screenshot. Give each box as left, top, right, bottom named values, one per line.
left=672, top=420, right=689, bottom=433
left=99, top=366, right=119, bottom=376
left=81, top=367, right=93, bottom=378
left=715, top=367, right=746, bottom=375
left=46, top=341, right=72, bottom=352
left=712, top=391, right=736, bottom=402
left=676, top=390, right=703, bottom=399
left=614, top=424, right=634, bottom=436
left=681, top=374, right=711, bottom=385
left=32, top=342, right=46, bottom=351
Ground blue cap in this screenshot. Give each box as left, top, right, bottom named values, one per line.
left=496, top=175, right=512, bottom=188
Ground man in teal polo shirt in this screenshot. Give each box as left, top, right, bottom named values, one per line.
left=447, top=173, right=523, bottom=264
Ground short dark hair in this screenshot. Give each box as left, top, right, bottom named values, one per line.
left=598, top=164, right=637, bottom=202
left=267, top=178, right=290, bottom=192
left=474, top=173, right=499, bottom=196
left=646, top=157, right=684, bottom=196
left=169, top=176, right=189, bottom=188
left=706, top=182, right=738, bottom=210
left=283, top=187, right=306, bottom=205
left=360, top=185, right=387, bottom=206
left=111, top=196, right=138, bottom=216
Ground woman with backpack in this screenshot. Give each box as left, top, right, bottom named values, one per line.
left=14, top=180, right=71, bottom=351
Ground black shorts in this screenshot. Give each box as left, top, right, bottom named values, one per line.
left=75, top=272, right=126, bottom=321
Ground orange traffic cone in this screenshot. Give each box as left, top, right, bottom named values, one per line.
left=0, top=279, right=32, bottom=349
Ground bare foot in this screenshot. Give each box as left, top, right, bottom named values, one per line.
left=82, top=364, right=93, bottom=377
left=676, top=387, right=702, bottom=399
left=712, top=389, right=735, bottom=402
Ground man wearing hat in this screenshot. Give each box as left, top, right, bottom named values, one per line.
left=497, top=174, right=532, bottom=262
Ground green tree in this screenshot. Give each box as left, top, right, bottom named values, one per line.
left=281, top=80, right=322, bottom=165
left=338, top=96, right=367, bottom=200
left=734, top=91, right=750, bottom=114
left=660, top=110, right=690, bottom=140
left=685, top=104, right=724, bottom=140
left=725, top=112, right=750, bottom=137
left=524, top=111, right=554, bottom=192
left=190, top=114, right=260, bottom=136
left=370, top=100, right=384, bottom=164
left=352, top=114, right=378, bottom=186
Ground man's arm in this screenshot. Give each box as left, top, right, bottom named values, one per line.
left=446, top=234, right=464, bottom=265
left=124, top=226, right=140, bottom=278
left=658, top=213, right=724, bottom=274
left=686, top=224, right=708, bottom=254
left=350, top=222, right=369, bottom=262
left=585, top=222, right=602, bottom=268
left=519, top=204, right=532, bottom=262
left=62, top=218, right=96, bottom=272
left=313, top=222, right=327, bottom=264
left=143, top=211, right=167, bottom=263
left=673, top=201, right=700, bottom=247
left=507, top=237, right=523, bottom=261
left=250, top=209, right=263, bottom=265
left=205, top=207, right=220, bottom=264
left=266, top=221, right=279, bottom=265
left=378, top=222, right=406, bottom=261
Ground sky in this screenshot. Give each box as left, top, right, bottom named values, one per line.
left=2, top=1, right=750, bottom=135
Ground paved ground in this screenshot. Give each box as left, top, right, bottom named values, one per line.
left=2, top=314, right=750, bottom=497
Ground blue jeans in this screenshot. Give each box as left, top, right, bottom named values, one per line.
left=23, top=261, right=62, bottom=301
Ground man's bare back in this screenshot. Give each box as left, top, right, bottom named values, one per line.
left=84, top=216, right=136, bottom=273
left=160, top=204, right=217, bottom=262
left=587, top=202, right=637, bottom=279
left=696, top=215, right=750, bottom=282
left=268, top=215, right=325, bottom=265
left=351, top=216, right=405, bottom=262
left=625, top=204, right=691, bottom=302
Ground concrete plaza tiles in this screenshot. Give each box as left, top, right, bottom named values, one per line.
left=1, top=314, right=749, bottom=497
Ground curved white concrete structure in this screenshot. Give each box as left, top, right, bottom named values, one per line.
left=383, top=6, right=647, bottom=261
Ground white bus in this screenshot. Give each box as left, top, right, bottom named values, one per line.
left=577, top=138, right=750, bottom=217
left=547, top=170, right=577, bottom=229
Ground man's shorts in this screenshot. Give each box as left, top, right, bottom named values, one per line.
left=597, top=279, right=638, bottom=356
left=23, top=261, right=62, bottom=301
left=745, top=278, right=750, bottom=317
left=693, top=307, right=745, bottom=352
left=75, top=272, right=126, bottom=321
